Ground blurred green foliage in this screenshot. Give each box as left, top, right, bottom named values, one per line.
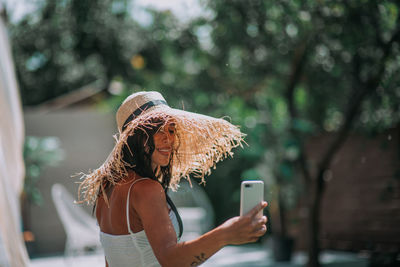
left=9, top=0, right=400, bottom=235
left=23, top=136, right=64, bottom=205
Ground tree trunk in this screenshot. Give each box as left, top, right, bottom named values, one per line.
left=277, top=185, right=287, bottom=237
left=307, top=182, right=323, bottom=267
left=20, top=192, right=31, bottom=232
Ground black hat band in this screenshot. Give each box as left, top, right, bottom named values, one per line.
left=122, top=99, right=168, bottom=131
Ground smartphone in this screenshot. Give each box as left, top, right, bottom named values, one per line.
left=240, top=180, right=264, bottom=217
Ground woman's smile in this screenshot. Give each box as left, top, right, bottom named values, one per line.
left=156, top=147, right=172, bottom=156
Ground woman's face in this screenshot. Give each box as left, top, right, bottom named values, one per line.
left=151, top=122, right=176, bottom=170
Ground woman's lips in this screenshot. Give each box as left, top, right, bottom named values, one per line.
left=157, top=148, right=171, bottom=156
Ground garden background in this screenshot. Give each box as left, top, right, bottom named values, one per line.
left=3, top=0, right=400, bottom=266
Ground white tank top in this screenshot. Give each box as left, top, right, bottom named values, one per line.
left=99, top=178, right=181, bottom=267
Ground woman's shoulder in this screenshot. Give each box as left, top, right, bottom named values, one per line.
left=131, top=178, right=165, bottom=202
left=132, top=177, right=162, bottom=189
left=123, top=171, right=160, bottom=190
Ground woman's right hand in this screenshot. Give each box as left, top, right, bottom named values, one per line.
left=218, top=201, right=268, bottom=245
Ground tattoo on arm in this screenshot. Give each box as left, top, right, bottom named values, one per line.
left=191, top=252, right=208, bottom=266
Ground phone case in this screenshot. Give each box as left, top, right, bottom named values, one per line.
left=240, top=180, right=264, bottom=217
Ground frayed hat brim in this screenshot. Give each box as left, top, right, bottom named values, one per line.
left=78, top=102, right=245, bottom=204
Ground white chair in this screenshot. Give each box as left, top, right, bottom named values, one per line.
left=51, top=183, right=102, bottom=257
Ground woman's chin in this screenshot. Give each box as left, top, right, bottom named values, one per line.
left=152, top=153, right=171, bottom=167
left=152, top=160, right=170, bottom=169
left=159, top=160, right=170, bottom=167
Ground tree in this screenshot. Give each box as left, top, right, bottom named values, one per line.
left=190, top=1, right=400, bottom=266
left=9, top=0, right=146, bottom=105
left=135, top=0, right=400, bottom=265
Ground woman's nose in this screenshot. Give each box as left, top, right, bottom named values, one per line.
left=163, top=133, right=174, bottom=145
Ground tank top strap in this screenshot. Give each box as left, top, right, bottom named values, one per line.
left=126, top=178, right=151, bottom=234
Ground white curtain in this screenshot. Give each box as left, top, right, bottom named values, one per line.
left=0, top=4, right=29, bottom=267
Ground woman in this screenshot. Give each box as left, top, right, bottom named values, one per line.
left=78, top=91, right=268, bottom=267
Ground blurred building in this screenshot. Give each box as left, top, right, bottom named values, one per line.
left=295, top=127, right=400, bottom=255
left=23, top=85, right=115, bottom=255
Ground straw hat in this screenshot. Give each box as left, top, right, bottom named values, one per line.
left=78, top=91, right=245, bottom=204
